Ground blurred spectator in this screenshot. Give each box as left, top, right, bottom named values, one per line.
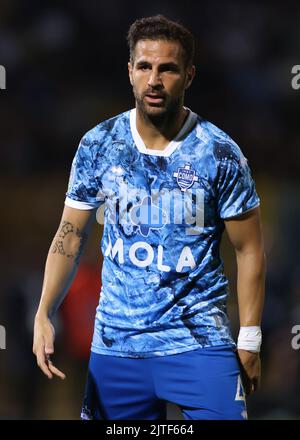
left=60, top=263, right=101, bottom=361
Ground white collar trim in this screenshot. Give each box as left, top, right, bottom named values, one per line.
left=129, top=107, right=197, bottom=157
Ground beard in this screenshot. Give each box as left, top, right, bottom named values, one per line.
left=133, top=85, right=183, bottom=127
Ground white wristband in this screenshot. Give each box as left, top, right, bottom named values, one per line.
left=237, top=326, right=262, bottom=352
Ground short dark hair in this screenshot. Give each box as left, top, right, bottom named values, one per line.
left=127, top=15, right=195, bottom=67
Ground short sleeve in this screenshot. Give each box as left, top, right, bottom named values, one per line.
left=65, top=136, right=105, bottom=210
left=217, top=153, right=260, bottom=219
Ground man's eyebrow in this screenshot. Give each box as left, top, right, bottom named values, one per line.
left=135, top=60, right=180, bottom=70
left=136, top=60, right=152, bottom=67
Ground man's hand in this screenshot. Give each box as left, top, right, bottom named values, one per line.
left=237, top=349, right=261, bottom=395
left=33, top=316, right=66, bottom=380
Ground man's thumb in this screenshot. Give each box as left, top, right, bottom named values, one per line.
left=44, top=336, right=54, bottom=355
left=45, top=345, right=54, bottom=355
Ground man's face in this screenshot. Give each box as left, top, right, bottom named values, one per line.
left=128, top=39, right=195, bottom=120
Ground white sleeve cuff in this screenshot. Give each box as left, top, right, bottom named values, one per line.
left=64, top=197, right=101, bottom=210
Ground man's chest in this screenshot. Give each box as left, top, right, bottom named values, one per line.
left=97, top=150, right=217, bottom=236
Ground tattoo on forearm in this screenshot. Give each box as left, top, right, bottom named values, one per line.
left=51, top=221, right=87, bottom=265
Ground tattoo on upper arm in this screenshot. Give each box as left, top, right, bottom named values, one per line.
left=51, top=221, right=88, bottom=265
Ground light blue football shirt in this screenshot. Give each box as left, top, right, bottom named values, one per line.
left=65, top=108, right=260, bottom=358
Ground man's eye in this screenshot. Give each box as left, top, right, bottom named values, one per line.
left=162, top=67, right=178, bottom=73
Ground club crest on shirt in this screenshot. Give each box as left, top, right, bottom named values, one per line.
left=173, top=163, right=198, bottom=191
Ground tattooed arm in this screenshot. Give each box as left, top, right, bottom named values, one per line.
left=51, top=220, right=88, bottom=267
left=33, top=205, right=96, bottom=380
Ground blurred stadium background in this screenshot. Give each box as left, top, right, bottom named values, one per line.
left=0, top=0, right=300, bottom=419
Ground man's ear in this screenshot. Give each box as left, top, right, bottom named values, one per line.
left=185, top=65, right=196, bottom=90
left=128, top=62, right=133, bottom=86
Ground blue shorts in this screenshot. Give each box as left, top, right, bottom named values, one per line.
left=81, top=345, right=247, bottom=420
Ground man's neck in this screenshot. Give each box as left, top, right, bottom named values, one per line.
left=135, top=106, right=188, bottom=151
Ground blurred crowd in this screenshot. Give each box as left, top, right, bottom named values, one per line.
left=0, top=0, right=300, bottom=419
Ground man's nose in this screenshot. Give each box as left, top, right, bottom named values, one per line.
left=147, top=69, right=162, bottom=88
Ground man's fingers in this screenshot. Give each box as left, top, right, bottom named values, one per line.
left=241, top=374, right=258, bottom=395
left=39, top=362, right=53, bottom=379
left=237, top=350, right=261, bottom=396
left=36, top=349, right=53, bottom=379
left=36, top=351, right=66, bottom=380
left=244, top=377, right=259, bottom=395
left=47, top=359, right=66, bottom=380
left=33, top=320, right=62, bottom=380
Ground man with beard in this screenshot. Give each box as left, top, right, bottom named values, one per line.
left=33, top=15, right=266, bottom=420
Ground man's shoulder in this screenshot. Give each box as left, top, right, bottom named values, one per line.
left=195, top=116, right=245, bottom=165
left=79, top=109, right=131, bottom=148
